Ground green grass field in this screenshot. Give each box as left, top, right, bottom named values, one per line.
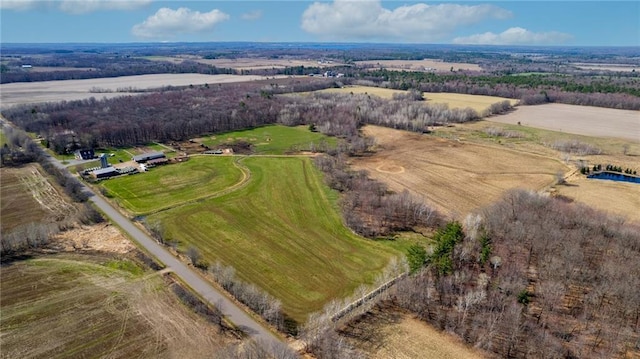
left=100, top=156, right=244, bottom=215
left=201, top=125, right=336, bottom=155
left=149, top=157, right=397, bottom=322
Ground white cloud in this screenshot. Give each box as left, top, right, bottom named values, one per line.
left=0, top=0, right=151, bottom=13
left=301, top=0, right=512, bottom=42
left=453, top=27, right=573, bottom=45
left=132, top=7, right=230, bottom=39
left=0, top=0, right=48, bottom=11
left=59, top=0, right=153, bottom=14
left=241, top=10, right=262, bottom=21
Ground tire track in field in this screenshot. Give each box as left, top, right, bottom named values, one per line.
left=145, top=157, right=251, bottom=216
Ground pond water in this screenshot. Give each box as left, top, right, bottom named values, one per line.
left=588, top=171, right=640, bottom=184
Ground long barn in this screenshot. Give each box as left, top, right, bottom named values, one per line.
left=132, top=151, right=165, bottom=163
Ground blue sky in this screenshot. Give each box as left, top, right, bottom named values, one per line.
left=1, top=1, right=638, bottom=46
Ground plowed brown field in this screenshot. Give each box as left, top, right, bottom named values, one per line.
left=351, top=126, right=567, bottom=217
left=489, top=104, right=640, bottom=142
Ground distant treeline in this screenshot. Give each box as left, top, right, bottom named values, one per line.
left=1, top=56, right=235, bottom=83
left=3, top=78, right=512, bottom=154
left=360, top=70, right=640, bottom=110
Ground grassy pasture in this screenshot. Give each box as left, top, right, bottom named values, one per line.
left=0, top=253, right=232, bottom=359
left=150, top=157, right=396, bottom=322
left=314, top=86, right=516, bottom=112
left=201, top=125, right=336, bottom=155
left=100, top=156, right=244, bottom=215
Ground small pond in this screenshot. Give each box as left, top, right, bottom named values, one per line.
left=587, top=171, right=640, bottom=184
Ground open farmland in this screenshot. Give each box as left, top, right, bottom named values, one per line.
left=355, top=59, right=482, bottom=72
left=315, top=86, right=516, bottom=112
left=149, top=157, right=396, bottom=322
left=1, top=164, right=76, bottom=233
left=351, top=125, right=567, bottom=217
left=1, top=166, right=51, bottom=233
left=341, top=306, right=486, bottom=359
left=0, top=74, right=285, bottom=109
left=194, top=57, right=345, bottom=70
left=489, top=104, right=640, bottom=142
left=200, top=125, right=337, bottom=155
left=100, top=156, right=245, bottom=215
left=0, top=253, right=234, bottom=359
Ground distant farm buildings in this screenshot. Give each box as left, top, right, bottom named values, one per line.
left=132, top=151, right=165, bottom=163
left=74, top=149, right=95, bottom=160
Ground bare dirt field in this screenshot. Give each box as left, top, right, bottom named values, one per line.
left=0, top=74, right=286, bottom=108
left=1, top=164, right=77, bottom=233
left=571, top=63, right=638, bottom=72
left=351, top=125, right=566, bottom=218
left=27, top=66, right=97, bottom=72
left=341, top=306, right=485, bottom=359
left=355, top=59, right=482, bottom=72
left=1, top=253, right=237, bottom=359
left=194, top=57, right=345, bottom=70
left=489, top=104, right=640, bottom=142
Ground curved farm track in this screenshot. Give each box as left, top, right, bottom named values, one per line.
left=146, top=157, right=251, bottom=216
left=352, top=125, right=568, bottom=218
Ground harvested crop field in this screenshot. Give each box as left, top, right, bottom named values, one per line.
left=355, top=59, right=482, bottom=72
left=490, top=104, right=640, bottom=142
left=315, top=86, right=515, bottom=112
left=341, top=306, right=485, bottom=359
left=1, top=164, right=75, bottom=233
left=0, top=253, right=235, bottom=359
left=0, top=74, right=285, bottom=108
left=351, top=125, right=567, bottom=217
left=193, top=57, right=345, bottom=70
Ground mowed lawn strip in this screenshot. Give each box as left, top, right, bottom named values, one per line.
left=201, top=125, right=337, bottom=155
left=151, top=157, right=395, bottom=322
left=100, top=156, right=243, bottom=215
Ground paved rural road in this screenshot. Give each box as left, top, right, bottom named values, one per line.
left=43, top=151, right=285, bottom=348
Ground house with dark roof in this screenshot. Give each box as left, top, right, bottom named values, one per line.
left=74, top=149, right=95, bottom=160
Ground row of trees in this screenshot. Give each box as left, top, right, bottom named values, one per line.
left=0, top=126, right=103, bottom=256
left=314, top=153, right=440, bottom=237
left=2, top=78, right=337, bottom=152
left=361, top=70, right=640, bottom=110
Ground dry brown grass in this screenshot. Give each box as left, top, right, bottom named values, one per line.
left=0, top=253, right=236, bottom=359
left=355, top=59, right=482, bottom=72
left=0, top=74, right=287, bottom=109
left=490, top=104, right=640, bottom=142
left=1, top=164, right=74, bottom=233
left=351, top=125, right=567, bottom=218
left=341, top=306, right=485, bottom=359
left=317, top=85, right=515, bottom=112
